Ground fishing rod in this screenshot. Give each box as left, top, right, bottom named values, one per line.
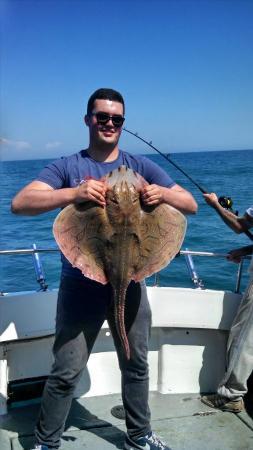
left=123, top=127, right=253, bottom=241
left=123, top=127, right=208, bottom=194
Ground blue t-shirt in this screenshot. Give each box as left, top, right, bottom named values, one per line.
left=37, top=149, right=175, bottom=279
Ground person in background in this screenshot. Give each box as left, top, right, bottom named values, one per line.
left=201, top=193, right=253, bottom=413
left=11, top=88, right=197, bottom=450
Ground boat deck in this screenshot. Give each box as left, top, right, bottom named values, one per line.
left=1, top=392, right=253, bottom=450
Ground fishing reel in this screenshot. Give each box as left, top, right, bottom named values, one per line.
left=218, top=196, right=233, bottom=210
left=218, top=196, right=238, bottom=215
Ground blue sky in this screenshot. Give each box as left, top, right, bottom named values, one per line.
left=1, top=0, right=253, bottom=161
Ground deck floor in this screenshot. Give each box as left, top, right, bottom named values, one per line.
left=1, top=392, right=253, bottom=450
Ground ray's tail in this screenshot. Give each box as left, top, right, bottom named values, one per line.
left=113, top=287, right=130, bottom=360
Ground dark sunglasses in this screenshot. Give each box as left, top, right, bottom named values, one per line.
left=91, top=112, right=125, bottom=128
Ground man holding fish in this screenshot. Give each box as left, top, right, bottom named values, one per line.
left=12, top=88, right=197, bottom=450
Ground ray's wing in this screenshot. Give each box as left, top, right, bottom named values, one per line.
left=132, top=204, right=187, bottom=282
left=53, top=202, right=112, bottom=284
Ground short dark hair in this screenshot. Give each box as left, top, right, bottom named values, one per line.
left=87, top=88, right=125, bottom=115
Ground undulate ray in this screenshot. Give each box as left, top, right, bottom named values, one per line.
left=53, top=166, right=187, bottom=359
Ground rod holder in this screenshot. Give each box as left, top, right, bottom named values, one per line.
left=32, top=243, right=48, bottom=291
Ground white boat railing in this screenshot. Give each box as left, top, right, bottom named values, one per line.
left=0, top=246, right=251, bottom=294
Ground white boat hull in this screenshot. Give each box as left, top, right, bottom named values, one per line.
left=0, top=287, right=242, bottom=415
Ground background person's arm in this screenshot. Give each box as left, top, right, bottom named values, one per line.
left=203, top=193, right=252, bottom=234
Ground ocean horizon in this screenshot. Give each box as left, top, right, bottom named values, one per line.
left=2, top=147, right=253, bottom=163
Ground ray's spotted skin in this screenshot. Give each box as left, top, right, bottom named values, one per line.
left=53, top=166, right=186, bottom=359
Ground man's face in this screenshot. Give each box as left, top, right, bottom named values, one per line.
left=85, top=99, right=124, bottom=148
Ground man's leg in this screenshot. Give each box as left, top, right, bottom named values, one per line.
left=218, top=277, right=253, bottom=399
left=202, top=277, right=253, bottom=412
left=108, top=281, right=172, bottom=449
left=34, top=276, right=110, bottom=448
left=108, top=280, right=151, bottom=439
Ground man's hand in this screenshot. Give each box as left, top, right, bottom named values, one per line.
left=203, top=192, right=219, bottom=207
left=227, top=249, right=244, bottom=263
left=227, top=245, right=253, bottom=263
left=141, top=184, right=163, bottom=206
left=141, top=183, right=198, bottom=213
left=75, top=180, right=107, bottom=207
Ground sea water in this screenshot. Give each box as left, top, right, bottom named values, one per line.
left=1, top=149, right=252, bottom=293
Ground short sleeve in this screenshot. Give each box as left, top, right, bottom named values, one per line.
left=37, top=157, right=68, bottom=189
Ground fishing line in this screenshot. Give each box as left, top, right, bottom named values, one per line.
left=123, top=127, right=253, bottom=241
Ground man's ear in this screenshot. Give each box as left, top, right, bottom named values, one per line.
left=84, top=115, right=90, bottom=126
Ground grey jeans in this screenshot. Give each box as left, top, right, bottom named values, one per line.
left=35, top=275, right=152, bottom=448
left=218, top=275, right=253, bottom=400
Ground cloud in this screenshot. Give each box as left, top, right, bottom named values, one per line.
left=0, top=137, right=31, bottom=150
left=45, top=141, right=62, bottom=149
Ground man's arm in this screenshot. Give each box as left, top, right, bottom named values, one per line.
left=203, top=193, right=253, bottom=233
left=142, top=183, right=198, bottom=214
left=11, top=179, right=107, bottom=216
